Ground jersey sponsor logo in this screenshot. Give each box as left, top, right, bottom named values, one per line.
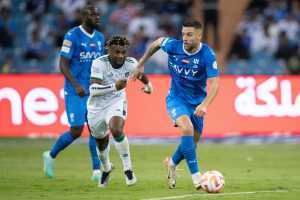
left=61, top=46, right=70, bottom=53
left=62, top=40, right=72, bottom=47
left=171, top=64, right=198, bottom=77
left=80, top=52, right=102, bottom=60
left=89, top=43, right=96, bottom=47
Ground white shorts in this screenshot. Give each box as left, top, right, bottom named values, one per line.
left=87, top=99, right=127, bottom=139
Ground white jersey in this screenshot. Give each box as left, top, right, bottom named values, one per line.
left=87, top=55, right=137, bottom=112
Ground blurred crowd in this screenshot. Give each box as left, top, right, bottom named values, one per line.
left=228, top=0, right=300, bottom=74
left=0, top=0, right=193, bottom=73
left=0, top=0, right=299, bottom=74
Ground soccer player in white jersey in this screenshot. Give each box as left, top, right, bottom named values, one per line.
left=87, top=36, right=153, bottom=187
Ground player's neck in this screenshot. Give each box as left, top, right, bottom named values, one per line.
left=183, top=42, right=202, bottom=55
left=81, top=24, right=94, bottom=34
left=109, top=57, right=123, bottom=69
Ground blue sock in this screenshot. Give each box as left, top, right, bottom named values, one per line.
left=172, top=145, right=184, bottom=165
left=50, top=131, right=74, bottom=158
left=181, top=135, right=199, bottom=174
left=88, top=135, right=100, bottom=170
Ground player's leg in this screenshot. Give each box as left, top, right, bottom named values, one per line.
left=175, top=115, right=202, bottom=189
left=107, top=100, right=136, bottom=186
left=87, top=111, right=113, bottom=187
left=95, top=135, right=113, bottom=187
left=88, top=132, right=101, bottom=181
left=164, top=97, right=189, bottom=188
left=109, top=116, right=137, bottom=186
left=191, top=116, right=204, bottom=145
left=43, top=95, right=85, bottom=178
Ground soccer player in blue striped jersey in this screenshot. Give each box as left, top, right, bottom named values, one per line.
left=133, top=20, right=220, bottom=190
left=43, top=4, right=105, bottom=181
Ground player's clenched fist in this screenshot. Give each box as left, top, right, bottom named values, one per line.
left=115, top=79, right=127, bottom=91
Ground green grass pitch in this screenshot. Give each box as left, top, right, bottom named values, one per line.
left=0, top=138, right=300, bottom=200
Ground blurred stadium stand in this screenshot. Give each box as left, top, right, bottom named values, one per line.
left=0, top=0, right=299, bottom=74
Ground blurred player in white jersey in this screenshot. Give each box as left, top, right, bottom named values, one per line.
left=87, top=36, right=153, bottom=187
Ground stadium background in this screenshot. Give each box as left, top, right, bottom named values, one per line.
left=1, top=1, right=300, bottom=200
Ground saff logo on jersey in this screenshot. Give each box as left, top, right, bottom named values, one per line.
left=80, top=52, right=102, bottom=62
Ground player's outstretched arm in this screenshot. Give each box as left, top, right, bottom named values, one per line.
left=194, top=77, right=219, bottom=117
left=137, top=37, right=165, bottom=69
left=137, top=73, right=153, bottom=94
left=132, top=37, right=165, bottom=80
left=59, top=56, right=85, bottom=97
left=89, top=78, right=127, bottom=96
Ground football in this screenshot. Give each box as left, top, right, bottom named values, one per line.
left=200, top=170, right=225, bottom=193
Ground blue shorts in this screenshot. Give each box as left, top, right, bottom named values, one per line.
left=64, top=94, right=88, bottom=127
left=166, top=96, right=204, bottom=134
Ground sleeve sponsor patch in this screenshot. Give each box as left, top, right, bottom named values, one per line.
left=62, top=40, right=72, bottom=47
left=61, top=46, right=70, bottom=53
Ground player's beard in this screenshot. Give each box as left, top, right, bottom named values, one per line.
left=184, top=43, right=193, bottom=52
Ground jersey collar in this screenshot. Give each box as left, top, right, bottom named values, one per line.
left=79, top=25, right=95, bottom=38
left=182, top=42, right=202, bottom=56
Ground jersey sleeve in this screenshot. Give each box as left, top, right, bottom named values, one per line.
left=204, top=47, right=219, bottom=78
left=160, top=37, right=177, bottom=54
left=60, top=31, right=76, bottom=59
left=90, top=59, right=104, bottom=80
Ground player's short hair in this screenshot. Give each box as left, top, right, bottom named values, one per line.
left=105, top=36, right=130, bottom=48
left=182, top=20, right=203, bottom=30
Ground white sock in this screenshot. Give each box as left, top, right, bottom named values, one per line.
left=114, top=136, right=132, bottom=171
left=169, top=158, right=176, bottom=168
left=98, top=144, right=112, bottom=172
left=93, top=169, right=101, bottom=174
left=192, top=172, right=202, bottom=184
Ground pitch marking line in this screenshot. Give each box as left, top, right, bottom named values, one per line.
left=141, top=190, right=288, bottom=200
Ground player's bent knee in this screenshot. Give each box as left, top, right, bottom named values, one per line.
left=110, top=127, right=123, bottom=138
left=180, top=125, right=194, bottom=136
left=70, top=126, right=84, bottom=139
